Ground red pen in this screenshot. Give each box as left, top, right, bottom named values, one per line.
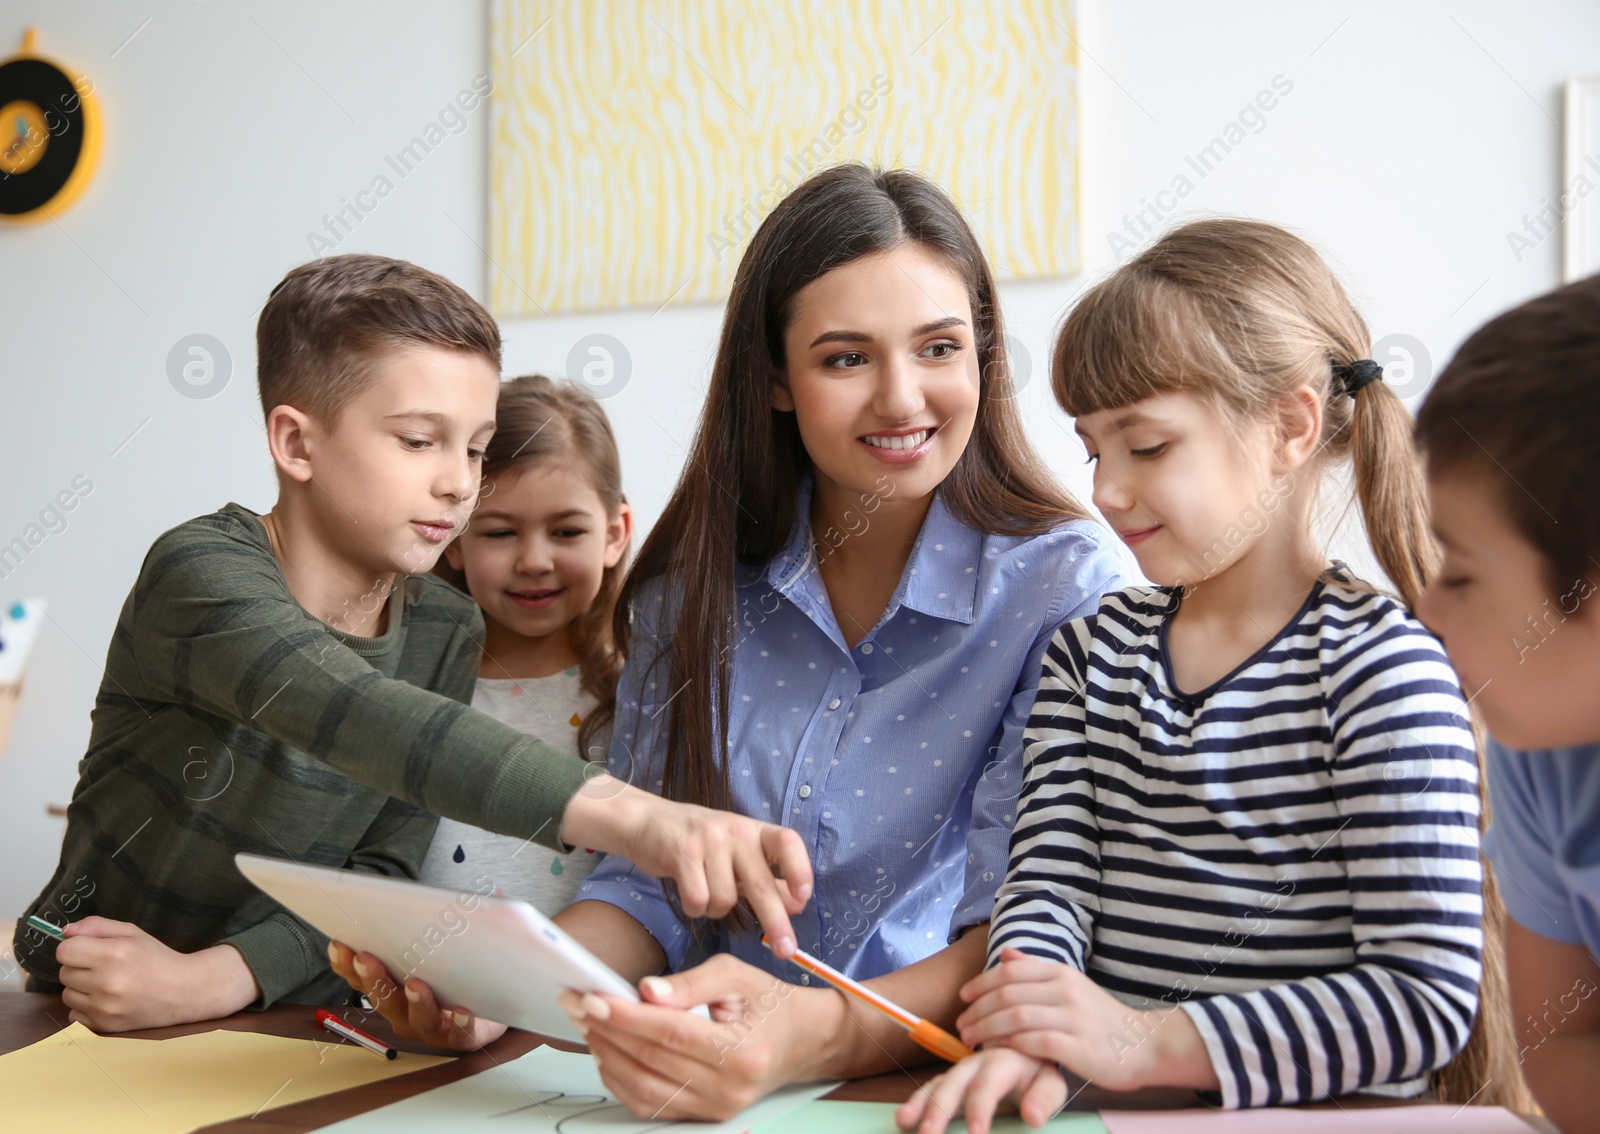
left=315, top=1008, right=397, bottom=1059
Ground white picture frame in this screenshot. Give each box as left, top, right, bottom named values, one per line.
left=1563, top=77, right=1600, bottom=283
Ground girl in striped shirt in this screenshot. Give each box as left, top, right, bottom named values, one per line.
left=899, top=220, right=1524, bottom=1132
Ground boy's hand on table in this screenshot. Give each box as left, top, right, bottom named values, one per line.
left=956, top=947, right=1216, bottom=1093
left=559, top=953, right=842, bottom=1122
left=328, top=941, right=507, bottom=1052
left=895, top=1046, right=1065, bottom=1134
left=559, top=775, right=814, bottom=959
left=55, top=917, right=259, bottom=1031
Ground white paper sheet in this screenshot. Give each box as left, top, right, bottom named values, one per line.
left=321, top=1043, right=839, bottom=1132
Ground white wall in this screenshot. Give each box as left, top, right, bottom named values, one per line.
left=0, top=0, right=492, bottom=920
left=1, top=0, right=1594, bottom=920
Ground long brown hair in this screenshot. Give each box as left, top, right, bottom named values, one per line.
left=435, top=374, right=628, bottom=760
left=611, top=163, right=1088, bottom=825
left=1051, top=218, right=1528, bottom=1109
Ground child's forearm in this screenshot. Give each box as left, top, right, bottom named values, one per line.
left=558, top=773, right=647, bottom=854
left=1524, top=1032, right=1600, bottom=1132
left=1143, top=1004, right=1222, bottom=1091
left=199, top=943, right=262, bottom=1020
left=553, top=900, right=667, bottom=984
left=823, top=926, right=990, bottom=1080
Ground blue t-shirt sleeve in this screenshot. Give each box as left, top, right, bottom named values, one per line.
left=951, top=524, right=1128, bottom=936
left=573, top=584, right=693, bottom=970
left=1483, top=737, right=1581, bottom=944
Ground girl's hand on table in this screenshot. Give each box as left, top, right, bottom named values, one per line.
left=957, top=947, right=1216, bottom=1092
left=895, top=1046, right=1066, bottom=1134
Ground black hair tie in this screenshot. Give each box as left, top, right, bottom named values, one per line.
left=1332, top=358, right=1383, bottom=398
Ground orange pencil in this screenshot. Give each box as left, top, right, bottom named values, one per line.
left=761, top=935, right=974, bottom=1063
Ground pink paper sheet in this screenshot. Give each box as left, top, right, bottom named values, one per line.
left=1100, top=1103, right=1536, bottom=1133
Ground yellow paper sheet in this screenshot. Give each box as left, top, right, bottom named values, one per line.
left=0, top=1020, right=451, bottom=1132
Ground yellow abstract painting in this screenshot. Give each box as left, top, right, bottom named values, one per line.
left=489, top=1, right=1080, bottom=316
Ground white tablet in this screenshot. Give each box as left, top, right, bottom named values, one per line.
left=236, top=853, right=637, bottom=1042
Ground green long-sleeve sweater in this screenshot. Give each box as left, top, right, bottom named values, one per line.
left=15, top=503, right=588, bottom=1006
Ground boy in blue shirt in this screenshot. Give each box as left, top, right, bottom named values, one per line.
left=1415, top=272, right=1600, bottom=1133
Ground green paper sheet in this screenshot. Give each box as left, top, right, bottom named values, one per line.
left=751, top=1098, right=1111, bottom=1133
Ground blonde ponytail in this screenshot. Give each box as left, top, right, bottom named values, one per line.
left=1344, top=376, right=1439, bottom=610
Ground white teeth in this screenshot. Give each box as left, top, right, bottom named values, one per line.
left=864, top=429, right=929, bottom=450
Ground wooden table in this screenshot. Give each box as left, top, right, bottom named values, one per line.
left=0, top=992, right=1553, bottom=1131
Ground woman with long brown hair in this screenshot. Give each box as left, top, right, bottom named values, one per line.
left=547, top=164, right=1125, bottom=1117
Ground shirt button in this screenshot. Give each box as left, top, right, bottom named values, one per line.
left=860, top=642, right=874, bottom=654
left=800, top=973, right=811, bottom=985
left=828, top=697, right=841, bottom=710
left=798, top=784, right=812, bottom=799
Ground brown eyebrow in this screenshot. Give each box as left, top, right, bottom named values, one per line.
left=808, top=316, right=968, bottom=349
left=1075, top=410, right=1160, bottom=438
left=1112, top=410, right=1160, bottom=430
left=474, top=507, right=594, bottom=524
left=386, top=410, right=497, bottom=433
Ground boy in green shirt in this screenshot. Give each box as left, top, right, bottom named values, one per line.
left=15, top=255, right=810, bottom=1031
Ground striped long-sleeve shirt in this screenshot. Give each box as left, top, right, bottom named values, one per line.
left=988, top=572, right=1484, bottom=1108
left=15, top=503, right=587, bottom=1006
